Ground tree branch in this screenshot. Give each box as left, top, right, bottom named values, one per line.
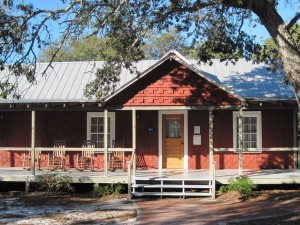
left=287, top=13, right=300, bottom=30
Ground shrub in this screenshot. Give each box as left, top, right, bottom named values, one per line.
left=34, top=173, right=74, bottom=192
left=219, top=177, right=257, bottom=199
left=93, top=183, right=125, bottom=198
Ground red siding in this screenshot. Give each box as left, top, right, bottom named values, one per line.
left=115, top=111, right=132, bottom=148
left=188, top=110, right=209, bottom=169
left=107, top=60, right=241, bottom=107
left=135, top=111, right=159, bottom=169
left=115, top=110, right=159, bottom=169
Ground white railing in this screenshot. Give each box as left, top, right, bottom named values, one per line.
left=213, top=147, right=300, bottom=152
left=127, top=148, right=136, bottom=200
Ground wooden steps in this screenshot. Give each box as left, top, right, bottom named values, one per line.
left=131, top=192, right=212, bottom=197
left=132, top=177, right=214, bottom=198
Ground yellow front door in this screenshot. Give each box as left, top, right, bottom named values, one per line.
left=162, top=114, right=184, bottom=169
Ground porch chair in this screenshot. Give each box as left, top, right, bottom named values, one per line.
left=48, top=139, right=66, bottom=170
left=76, top=140, right=95, bottom=171
left=23, top=141, right=42, bottom=170
left=109, top=139, right=125, bottom=171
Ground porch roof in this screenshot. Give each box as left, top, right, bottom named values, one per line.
left=0, top=50, right=295, bottom=105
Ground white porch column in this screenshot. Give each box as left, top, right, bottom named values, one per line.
left=209, top=108, right=214, bottom=176
left=104, top=109, right=108, bottom=176
left=31, top=111, right=36, bottom=175
left=238, top=107, right=243, bottom=176
left=132, top=108, right=136, bottom=176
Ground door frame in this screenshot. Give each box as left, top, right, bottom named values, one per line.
left=158, top=110, right=188, bottom=170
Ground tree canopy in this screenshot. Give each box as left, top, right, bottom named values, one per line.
left=39, top=29, right=193, bottom=62
left=38, top=36, right=106, bottom=62
left=0, top=0, right=299, bottom=104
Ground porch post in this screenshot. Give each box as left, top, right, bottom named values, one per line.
left=104, top=109, right=108, bottom=176
left=238, top=107, right=243, bottom=176
left=132, top=108, right=136, bottom=177
left=31, top=111, right=36, bottom=175
left=209, top=108, right=214, bottom=176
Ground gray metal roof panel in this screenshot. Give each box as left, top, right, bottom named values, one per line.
left=191, top=59, right=295, bottom=100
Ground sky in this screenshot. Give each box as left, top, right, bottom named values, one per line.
left=25, top=0, right=299, bottom=49
left=244, top=1, right=299, bottom=43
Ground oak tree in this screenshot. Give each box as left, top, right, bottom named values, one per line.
left=0, top=0, right=299, bottom=104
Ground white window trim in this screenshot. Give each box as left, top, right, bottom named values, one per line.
left=87, top=112, right=115, bottom=147
left=233, top=111, right=262, bottom=149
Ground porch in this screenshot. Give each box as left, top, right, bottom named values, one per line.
left=1, top=167, right=300, bottom=185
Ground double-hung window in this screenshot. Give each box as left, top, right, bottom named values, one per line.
left=87, top=112, right=115, bottom=148
left=233, top=111, right=262, bottom=149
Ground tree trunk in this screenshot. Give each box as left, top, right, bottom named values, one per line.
left=250, top=1, right=300, bottom=108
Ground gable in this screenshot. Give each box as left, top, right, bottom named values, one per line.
left=106, top=60, right=241, bottom=107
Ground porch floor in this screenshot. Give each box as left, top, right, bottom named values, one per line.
left=1, top=167, right=300, bottom=185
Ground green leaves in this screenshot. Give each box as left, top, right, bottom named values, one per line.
left=35, top=173, right=74, bottom=192
left=84, top=62, right=121, bottom=99
left=93, top=183, right=125, bottom=198
left=219, top=177, right=257, bottom=199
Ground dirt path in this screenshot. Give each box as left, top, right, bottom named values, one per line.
left=0, top=192, right=137, bottom=224
left=136, top=190, right=300, bottom=225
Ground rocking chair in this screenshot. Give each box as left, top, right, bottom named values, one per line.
left=23, top=141, right=42, bottom=170
left=109, top=139, right=125, bottom=171
left=48, top=139, right=66, bottom=170
left=76, top=140, right=95, bottom=171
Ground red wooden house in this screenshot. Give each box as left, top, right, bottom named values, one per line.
left=0, top=50, right=298, bottom=173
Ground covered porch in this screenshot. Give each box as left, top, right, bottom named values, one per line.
left=0, top=106, right=299, bottom=176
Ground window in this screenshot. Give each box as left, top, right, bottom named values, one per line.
left=165, top=118, right=181, bottom=138
left=87, top=112, right=115, bottom=148
left=233, top=111, right=262, bottom=149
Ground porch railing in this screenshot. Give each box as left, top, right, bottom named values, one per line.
left=0, top=147, right=134, bottom=171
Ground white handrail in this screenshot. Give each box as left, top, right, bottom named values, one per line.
left=0, top=147, right=134, bottom=152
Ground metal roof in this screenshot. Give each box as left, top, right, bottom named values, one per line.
left=0, top=52, right=295, bottom=104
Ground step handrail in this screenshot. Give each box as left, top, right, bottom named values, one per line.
left=127, top=148, right=136, bottom=200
